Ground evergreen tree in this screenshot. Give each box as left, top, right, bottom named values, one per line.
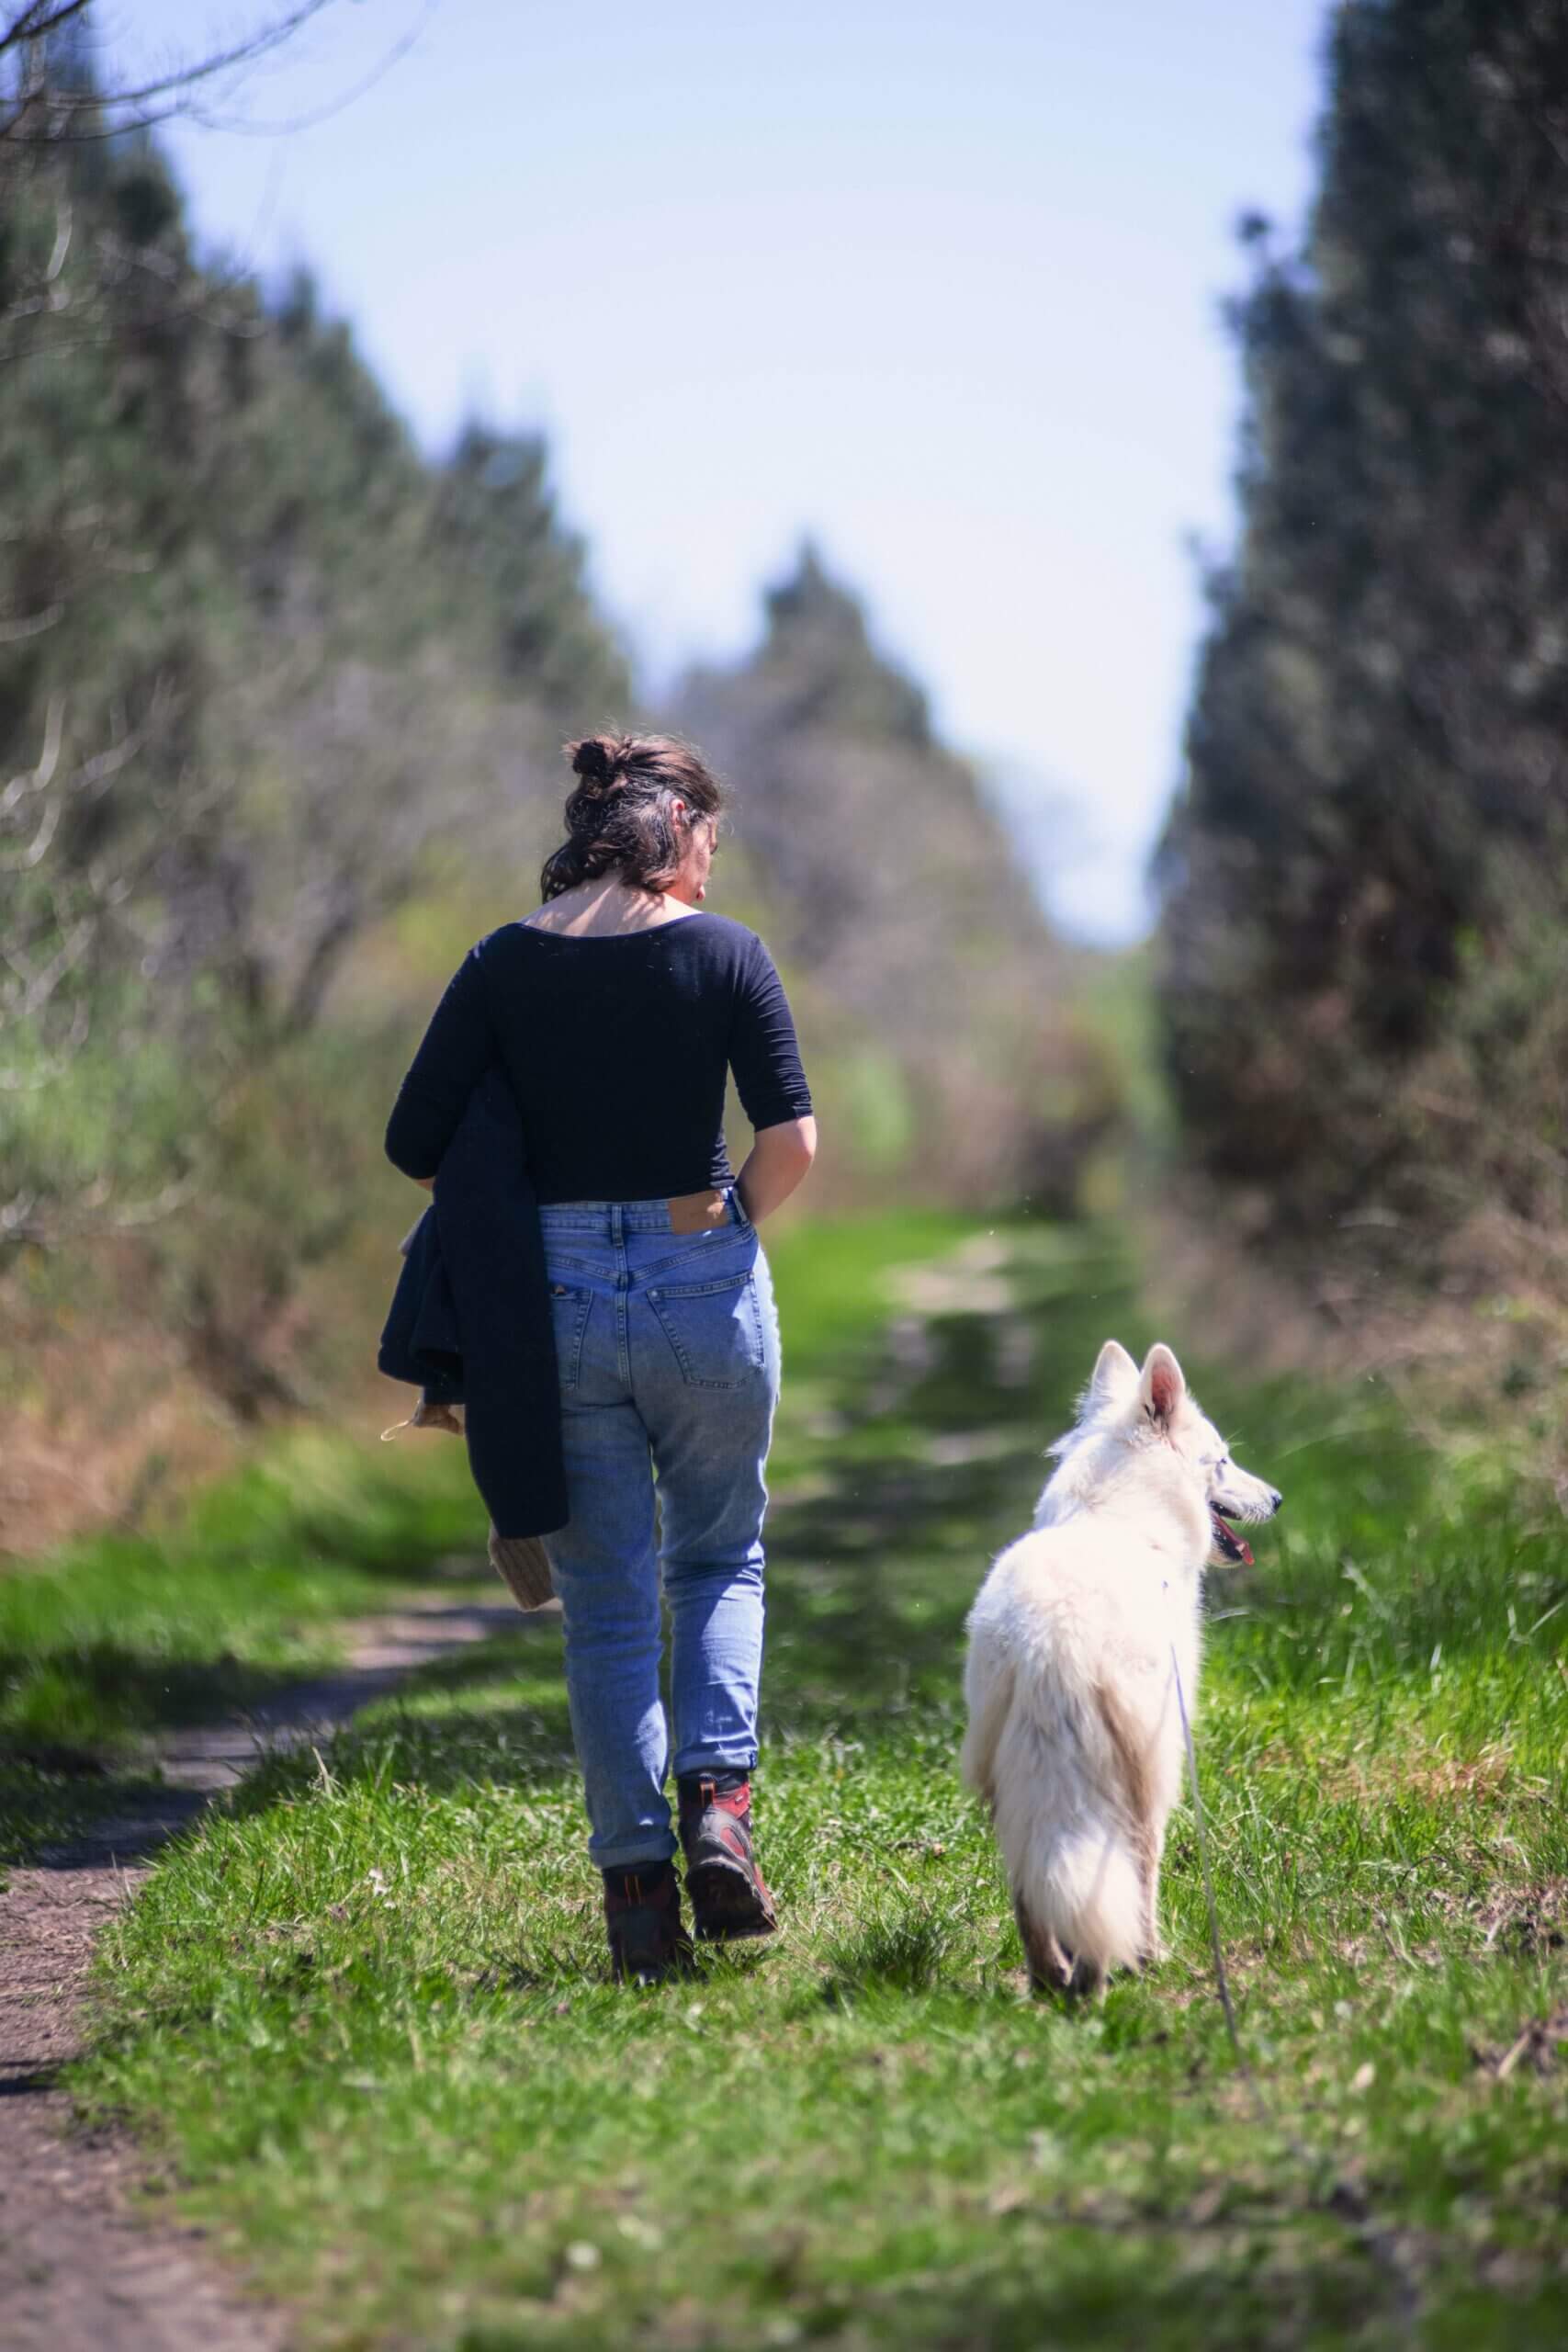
left=1159, top=0, right=1568, bottom=1257
left=428, top=423, right=629, bottom=718
left=0, top=98, right=629, bottom=1405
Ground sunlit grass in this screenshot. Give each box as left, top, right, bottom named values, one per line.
left=58, top=1216, right=1568, bottom=2346
left=0, top=1429, right=483, bottom=1864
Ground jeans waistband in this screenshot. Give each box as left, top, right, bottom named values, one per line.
left=536, top=1191, right=749, bottom=1236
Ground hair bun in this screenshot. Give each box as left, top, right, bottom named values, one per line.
left=570, top=736, right=617, bottom=787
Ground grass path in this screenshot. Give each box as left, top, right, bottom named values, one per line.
left=1, top=1593, right=537, bottom=2352
left=51, top=1216, right=1568, bottom=2346
left=0, top=1424, right=501, bottom=1873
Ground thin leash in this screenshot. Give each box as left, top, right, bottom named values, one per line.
left=1168, top=1641, right=1420, bottom=2329
left=1168, top=1640, right=1264, bottom=2117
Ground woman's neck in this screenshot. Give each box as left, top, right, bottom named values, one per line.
left=523, top=878, right=703, bottom=938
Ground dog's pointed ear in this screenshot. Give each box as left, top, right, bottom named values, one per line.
left=1088, top=1339, right=1138, bottom=1409
left=1139, top=1342, right=1186, bottom=1429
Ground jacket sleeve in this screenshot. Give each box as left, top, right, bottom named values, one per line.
left=728, top=935, right=813, bottom=1132
left=384, top=944, right=498, bottom=1180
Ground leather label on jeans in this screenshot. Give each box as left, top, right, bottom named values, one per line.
left=667, top=1189, right=728, bottom=1235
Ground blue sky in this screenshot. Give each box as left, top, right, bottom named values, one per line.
left=109, top=0, right=1328, bottom=941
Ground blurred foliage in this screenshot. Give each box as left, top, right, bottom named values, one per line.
left=0, top=38, right=628, bottom=1429
left=682, top=547, right=1121, bottom=1212
left=1, top=32, right=1111, bottom=1485
left=1158, top=0, right=1568, bottom=1315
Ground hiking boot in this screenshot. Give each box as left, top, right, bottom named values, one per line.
left=677, top=1772, right=779, bottom=1941
left=602, top=1863, right=694, bottom=1984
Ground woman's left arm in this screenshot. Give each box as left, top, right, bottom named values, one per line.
left=737, top=1115, right=817, bottom=1223
left=384, top=945, right=498, bottom=1182
left=728, top=936, right=817, bottom=1222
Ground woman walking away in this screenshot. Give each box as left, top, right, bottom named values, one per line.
left=383, top=734, right=817, bottom=1983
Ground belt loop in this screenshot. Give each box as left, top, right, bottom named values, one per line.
left=610, top=1202, right=624, bottom=1244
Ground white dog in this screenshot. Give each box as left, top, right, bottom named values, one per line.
left=961, top=1340, right=1280, bottom=1994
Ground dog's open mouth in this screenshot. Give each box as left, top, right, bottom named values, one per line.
left=1210, top=1507, right=1253, bottom=1566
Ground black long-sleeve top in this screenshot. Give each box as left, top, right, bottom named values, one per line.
left=384, top=913, right=813, bottom=1202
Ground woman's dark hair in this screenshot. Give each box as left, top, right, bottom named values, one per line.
left=540, top=732, right=726, bottom=901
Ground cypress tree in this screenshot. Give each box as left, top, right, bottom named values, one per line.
left=1159, top=0, right=1568, bottom=1249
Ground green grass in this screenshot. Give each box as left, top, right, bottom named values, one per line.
left=0, top=1206, right=960, bottom=1871
left=66, top=1215, right=1568, bottom=2346
left=0, top=1424, right=485, bottom=1866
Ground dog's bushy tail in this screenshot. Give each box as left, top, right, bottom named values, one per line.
left=1010, top=1819, right=1145, bottom=1981
left=990, top=1709, right=1146, bottom=1982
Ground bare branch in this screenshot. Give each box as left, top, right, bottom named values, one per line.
left=111, top=1171, right=198, bottom=1228
left=85, top=2, right=341, bottom=108
left=0, top=4, right=93, bottom=63
left=0, top=3, right=339, bottom=109
left=0, top=1190, right=42, bottom=1236
left=73, top=697, right=158, bottom=798
left=42, top=190, right=69, bottom=275
left=2, top=692, right=64, bottom=812
left=0, top=602, right=63, bottom=642
left=183, top=1, right=435, bottom=140
left=0, top=4, right=404, bottom=149
left=0, top=93, right=180, bottom=142
left=0, top=784, right=62, bottom=869
left=2, top=910, right=93, bottom=1006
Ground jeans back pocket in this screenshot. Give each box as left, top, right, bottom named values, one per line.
left=547, top=1280, right=592, bottom=1389
left=646, top=1269, right=765, bottom=1390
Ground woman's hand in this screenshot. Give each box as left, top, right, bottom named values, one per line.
left=737, top=1116, right=817, bottom=1225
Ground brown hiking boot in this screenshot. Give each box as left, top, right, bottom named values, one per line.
left=677, top=1773, right=779, bottom=1941
left=602, top=1864, right=694, bottom=1984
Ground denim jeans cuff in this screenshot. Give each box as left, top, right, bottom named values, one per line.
left=591, top=1831, right=680, bottom=1871
left=671, top=1747, right=760, bottom=1781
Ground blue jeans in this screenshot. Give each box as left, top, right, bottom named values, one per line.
left=537, top=1193, right=781, bottom=1869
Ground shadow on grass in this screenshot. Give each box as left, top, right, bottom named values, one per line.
left=0, top=1648, right=348, bottom=1870
left=0, top=1610, right=555, bottom=1871
left=240, top=1700, right=576, bottom=1809
left=0, top=1643, right=321, bottom=1747
left=227, top=1623, right=580, bottom=1818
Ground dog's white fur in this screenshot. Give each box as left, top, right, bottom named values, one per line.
left=960, top=1340, right=1280, bottom=1993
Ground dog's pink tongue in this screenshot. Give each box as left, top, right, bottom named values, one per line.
left=1211, top=1508, right=1254, bottom=1566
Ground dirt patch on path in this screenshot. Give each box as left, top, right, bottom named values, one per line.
left=0, top=1592, right=544, bottom=2351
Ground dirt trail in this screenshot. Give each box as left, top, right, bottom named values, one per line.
left=0, top=1592, right=539, bottom=2352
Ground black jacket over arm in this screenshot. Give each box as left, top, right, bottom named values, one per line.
left=378, top=1066, right=567, bottom=1540
left=378, top=911, right=810, bottom=1543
